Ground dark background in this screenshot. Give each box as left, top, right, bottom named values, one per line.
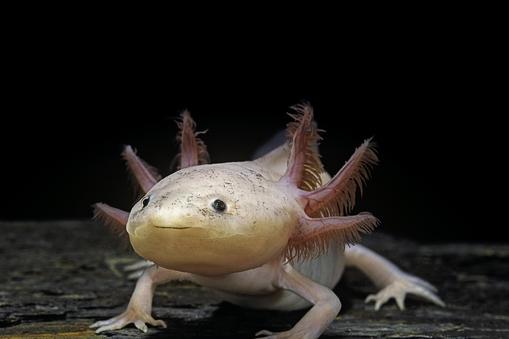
left=1, top=24, right=504, bottom=243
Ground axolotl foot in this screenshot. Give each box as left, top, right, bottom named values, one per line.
left=89, top=307, right=167, bottom=333
left=364, top=272, right=445, bottom=311
left=90, top=266, right=190, bottom=334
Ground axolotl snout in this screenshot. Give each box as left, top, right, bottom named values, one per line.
left=91, top=105, right=444, bottom=338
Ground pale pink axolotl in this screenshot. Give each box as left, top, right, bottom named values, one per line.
left=91, top=105, right=444, bottom=339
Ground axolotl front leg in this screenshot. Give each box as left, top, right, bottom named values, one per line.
left=255, top=264, right=341, bottom=339
left=253, top=246, right=444, bottom=339
left=255, top=246, right=445, bottom=339
left=90, top=265, right=190, bottom=333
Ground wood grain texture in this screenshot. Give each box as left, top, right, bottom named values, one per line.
left=0, top=221, right=508, bottom=338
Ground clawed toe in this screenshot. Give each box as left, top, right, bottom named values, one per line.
left=255, top=329, right=274, bottom=338
left=365, top=275, right=445, bottom=311
left=255, top=329, right=301, bottom=339
left=90, top=314, right=122, bottom=329
left=90, top=310, right=167, bottom=333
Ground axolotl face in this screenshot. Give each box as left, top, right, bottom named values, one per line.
left=126, top=163, right=299, bottom=276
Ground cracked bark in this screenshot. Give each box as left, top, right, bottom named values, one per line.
left=0, top=221, right=507, bottom=338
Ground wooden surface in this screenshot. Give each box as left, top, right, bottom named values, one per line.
left=0, top=220, right=508, bottom=338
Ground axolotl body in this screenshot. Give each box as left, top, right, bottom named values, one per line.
left=91, top=105, right=444, bottom=338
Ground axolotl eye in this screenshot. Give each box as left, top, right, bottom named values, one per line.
left=211, top=199, right=226, bottom=213
left=142, top=196, right=150, bottom=208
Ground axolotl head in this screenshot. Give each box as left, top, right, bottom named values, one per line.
left=95, top=106, right=378, bottom=277
left=126, top=163, right=299, bottom=276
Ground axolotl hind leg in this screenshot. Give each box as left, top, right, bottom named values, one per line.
left=345, top=244, right=445, bottom=310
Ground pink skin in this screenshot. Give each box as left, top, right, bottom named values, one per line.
left=300, top=139, right=377, bottom=216
left=121, top=145, right=161, bottom=194
left=176, top=110, right=209, bottom=169
left=92, top=203, right=129, bottom=236
left=345, top=245, right=444, bottom=311
left=255, top=265, right=341, bottom=339
left=91, top=106, right=444, bottom=338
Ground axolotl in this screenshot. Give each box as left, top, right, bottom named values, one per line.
left=91, top=104, right=444, bottom=338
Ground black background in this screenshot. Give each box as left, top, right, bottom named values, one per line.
left=1, top=23, right=504, bottom=243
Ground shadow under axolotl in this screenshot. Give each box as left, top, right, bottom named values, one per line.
left=120, top=281, right=356, bottom=339
left=123, top=269, right=436, bottom=339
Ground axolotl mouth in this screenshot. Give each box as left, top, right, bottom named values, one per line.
left=127, top=220, right=195, bottom=236
left=126, top=217, right=293, bottom=276
left=153, top=226, right=192, bottom=230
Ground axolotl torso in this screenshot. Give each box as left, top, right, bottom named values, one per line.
left=91, top=105, right=444, bottom=339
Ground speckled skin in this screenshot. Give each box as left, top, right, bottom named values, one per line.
left=127, top=161, right=299, bottom=276
left=200, top=145, right=346, bottom=311
left=91, top=143, right=444, bottom=338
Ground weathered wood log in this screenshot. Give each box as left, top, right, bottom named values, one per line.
left=0, top=221, right=508, bottom=338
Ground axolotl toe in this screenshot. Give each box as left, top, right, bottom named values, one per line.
left=91, top=105, right=444, bottom=338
